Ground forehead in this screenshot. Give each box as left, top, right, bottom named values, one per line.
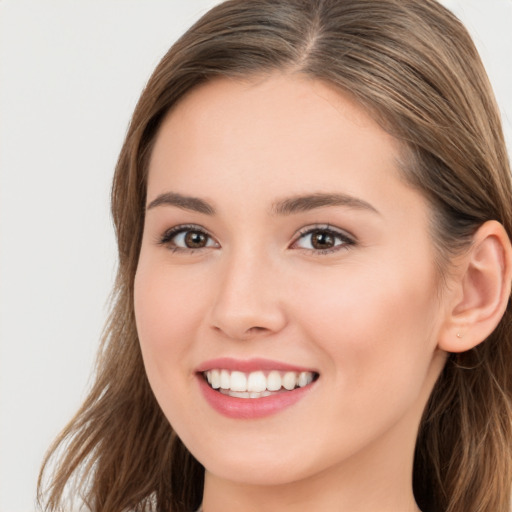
left=148, top=74, right=406, bottom=200
left=166, top=73, right=377, bottom=134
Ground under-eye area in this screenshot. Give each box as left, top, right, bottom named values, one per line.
left=202, top=369, right=320, bottom=399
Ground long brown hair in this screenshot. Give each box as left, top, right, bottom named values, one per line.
left=38, top=1, right=512, bottom=511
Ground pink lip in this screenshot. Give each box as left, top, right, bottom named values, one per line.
left=196, top=357, right=316, bottom=374
left=197, top=376, right=315, bottom=419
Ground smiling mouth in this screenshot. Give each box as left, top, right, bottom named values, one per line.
left=202, top=369, right=319, bottom=399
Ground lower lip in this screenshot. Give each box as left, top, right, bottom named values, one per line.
left=197, top=375, right=315, bottom=419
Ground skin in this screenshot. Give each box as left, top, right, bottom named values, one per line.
left=134, top=73, right=452, bottom=512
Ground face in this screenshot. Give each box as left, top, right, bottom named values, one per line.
left=134, top=74, right=448, bottom=488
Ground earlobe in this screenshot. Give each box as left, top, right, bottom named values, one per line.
left=438, top=220, right=512, bottom=353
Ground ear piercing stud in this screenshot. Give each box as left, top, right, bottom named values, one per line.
left=456, top=332, right=463, bottom=339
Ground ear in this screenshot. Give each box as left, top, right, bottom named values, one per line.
left=438, top=220, right=512, bottom=353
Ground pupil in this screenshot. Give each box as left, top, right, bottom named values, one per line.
left=312, top=231, right=334, bottom=249
left=185, top=231, right=206, bottom=248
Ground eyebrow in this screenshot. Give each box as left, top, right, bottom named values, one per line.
left=146, top=191, right=379, bottom=216
left=271, top=193, right=380, bottom=216
left=146, top=192, right=215, bottom=215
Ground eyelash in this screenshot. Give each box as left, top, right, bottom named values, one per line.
left=158, top=224, right=356, bottom=254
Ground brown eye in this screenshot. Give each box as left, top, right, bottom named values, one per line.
left=184, top=231, right=208, bottom=248
left=310, top=230, right=335, bottom=249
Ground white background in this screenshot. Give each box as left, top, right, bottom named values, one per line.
left=0, top=1, right=511, bottom=511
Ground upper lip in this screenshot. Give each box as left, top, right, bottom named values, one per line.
left=196, top=357, right=318, bottom=374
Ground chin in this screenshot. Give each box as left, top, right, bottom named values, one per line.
left=203, top=455, right=317, bottom=487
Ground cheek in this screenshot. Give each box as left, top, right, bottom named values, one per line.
left=133, top=258, right=212, bottom=434
left=292, top=258, right=441, bottom=401
left=133, top=256, right=208, bottom=409
left=284, top=265, right=442, bottom=462
left=134, top=257, right=205, bottom=354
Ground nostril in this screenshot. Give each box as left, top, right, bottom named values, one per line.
left=246, top=326, right=267, bottom=334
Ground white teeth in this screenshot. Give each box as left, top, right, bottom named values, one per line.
left=210, top=369, right=220, bottom=389
left=230, top=371, right=247, bottom=392
left=220, top=389, right=273, bottom=399
left=220, top=369, right=230, bottom=389
left=250, top=391, right=271, bottom=398
left=298, top=371, right=313, bottom=387
left=204, top=369, right=316, bottom=395
left=228, top=390, right=249, bottom=398
left=247, top=371, right=266, bottom=392
left=282, top=372, right=297, bottom=390
left=267, top=370, right=282, bottom=391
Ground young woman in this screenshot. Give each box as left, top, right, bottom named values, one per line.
left=38, top=1, right=512, bottom=511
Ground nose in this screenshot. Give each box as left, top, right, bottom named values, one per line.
left=209, top=249, right=288, bottom=341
